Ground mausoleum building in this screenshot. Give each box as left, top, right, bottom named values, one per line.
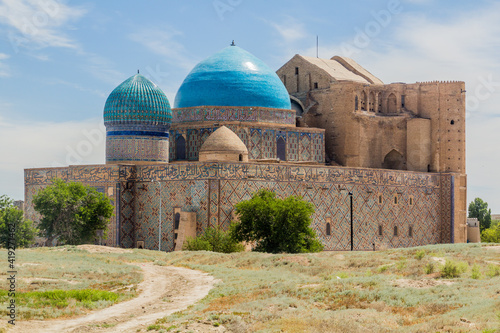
left=24, top=44, right=468, bottom=251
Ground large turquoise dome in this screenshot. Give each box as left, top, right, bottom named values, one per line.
left=174, top=46, right=291, bottom=109
left=104, top=74, right=172, bottom=127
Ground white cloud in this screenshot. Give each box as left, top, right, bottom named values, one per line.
left=0, top=0, right=87, bottom=51
left=129, top=27, right=196, bottom=71
left=268, top=16, right=307, bottom=44
left=0, top=117, right=105, bottom=200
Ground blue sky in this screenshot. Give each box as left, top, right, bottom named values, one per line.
left=0, top=0, right=499, bottom=213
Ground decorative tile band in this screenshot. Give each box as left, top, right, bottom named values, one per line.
left=107, top=131, right=169, bottom=138
left=172, top=106, right=296, bottom=125
left=106, top=136, right=169, bottom=163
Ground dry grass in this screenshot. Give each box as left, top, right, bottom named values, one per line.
left=1, top=243, right=499, bottom=332
left=0, top=245, right=165, bottom=320
left=156, top=243, right=500, bottom=332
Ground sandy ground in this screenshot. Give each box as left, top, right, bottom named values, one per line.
left=10, top=262, right=217, bottom=333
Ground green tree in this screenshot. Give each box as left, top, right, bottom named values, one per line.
left=468, top=197, right=492, bottom=231
left=0, top=195, right=38, bottom=248
left=231, top=189, right=323, bottom=253
left=183, top=224, right=244, bottom=253
left=481, top=223, right=500, bottom=243
left=33, top=179, right=114, bottom=245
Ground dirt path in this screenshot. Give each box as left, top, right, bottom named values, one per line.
left=12, top=263, right=216, bottom=333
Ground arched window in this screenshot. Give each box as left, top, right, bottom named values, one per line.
left=239, top=154, right=243, bottom=161
left=176, top=135, right=186, bottom=160
left=369, top=91, right=375, bottom=112
left=382, top=149, right=404, bottom=170
left=355, top=95, right=359, bottom=111
left=291, top=99, right=304, bottom=117
left=393, top=226, right=398, bottom=236
left=174, top=213, right=180, bottom=230
left=326, top=223, right=331, bottom=236
left=409, top=226, right=413, bottom=238
left=378, top=225, right=383, bottom=236
left=277, top=137, right=286, bottom=161
left=387, top=93, right=397, bottom=113
left=360, top=91, right=367, bottom=111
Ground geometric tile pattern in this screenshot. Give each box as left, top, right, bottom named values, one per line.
left=170, top=125, right=325, bottom=163
left=24, top=162, right=455, bottom=251
left=106, top=136, right=169, bottom=163
left=172, top=106, right=296, bottom=125
left=24, top=166, right=120, bottom=247
left=300, top=133, right=311, bottom=161
left=287, top=132, right=299, bottom=161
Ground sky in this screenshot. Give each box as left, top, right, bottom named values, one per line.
left=0, top=0, right=499, bottom=213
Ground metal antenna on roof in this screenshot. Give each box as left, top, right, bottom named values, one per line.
left=231, top=40, right=235, bottom=46
left=316, top=35, right=319, bottom=58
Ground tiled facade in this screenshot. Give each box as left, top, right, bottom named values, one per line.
left=106, top=135, right=169, bottom=163
left=170, top=124, right=324, bottom=163
left=173, top=106, right=295, bottom=125
left=24, top=162, right=456, bottom=251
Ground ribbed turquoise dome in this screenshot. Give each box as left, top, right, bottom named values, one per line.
left=174, top=46, right=291, bottom=109
left=104, top=74, right=172, bottom=126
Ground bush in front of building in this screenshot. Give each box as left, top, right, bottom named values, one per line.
left=183, top=225, right=244, bottom=253
left=231, top=189, right=324, bottom=254
left=33, top=179, right=114, bottom=246
left=0, top=195, right=38, bottom=248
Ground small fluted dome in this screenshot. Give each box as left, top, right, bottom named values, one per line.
left=199, top=126, right=248, bottom=162
left=104, top=74, right=172, bottom=128
left=174, top=45, right=291, bottom=110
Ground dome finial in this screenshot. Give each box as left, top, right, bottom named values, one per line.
left=231, top=40, right=235, bottom=46
left=137, top=69, right=140, bottom=74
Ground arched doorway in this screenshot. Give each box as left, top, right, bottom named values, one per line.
left=277, top=137, right=286, bottom=161
left=176, top=135, right=186, bottom=160
left=382, top=149, right=404, bottom=170
left=360, top=91, right=367, bottom=111
left=291, top=99, right=304, bottom=117
left=174, top=213, right=180, bottom=229
left=369, top=91, right=375, bottom=112
left=387, top=93, right=397, bottom=113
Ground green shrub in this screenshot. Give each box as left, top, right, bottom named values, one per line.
left=147, top=324, right=165, bottom=331
left=183, top=237, right=212, bottom=251
left=486, top=264, right=500, bottom=277
left=441, top=260, right=467, bottom=278
left=183, top=225, right=244, bottom=253
left=415, top=250, right=425, bottom=260
left=424, top=262, right=435, bottom=274
left=481, top=223, right=500, bottom=243
left=377, top=265, right=389, bottom=273
left=471, top=264, right=481, bottom=279
left=232, top=189, right=323, bottom=253
left=396, top=259, right=407, bottom=271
